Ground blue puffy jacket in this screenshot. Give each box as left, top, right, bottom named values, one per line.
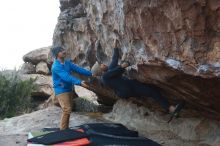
left=52, top=59, right=92, bottom=95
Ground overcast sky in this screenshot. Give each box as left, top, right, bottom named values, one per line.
left=0, top=0, right=60, bottom=70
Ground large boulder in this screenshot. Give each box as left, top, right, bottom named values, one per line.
left=52, top=0, right=220, bottom=120
left=23, top=46, right=51, bottom=65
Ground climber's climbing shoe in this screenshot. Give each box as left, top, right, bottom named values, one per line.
left=167, top=101, right=185, bottom=123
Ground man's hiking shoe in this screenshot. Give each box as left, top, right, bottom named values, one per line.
left=167, top=101, right=185, bottom=123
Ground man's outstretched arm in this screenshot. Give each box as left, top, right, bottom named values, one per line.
left=69, top=60, right=92, bottom=76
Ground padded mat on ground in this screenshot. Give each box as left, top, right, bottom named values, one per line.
left=27, top=131, right=90, bottom=146
left=87, top=134, right=162, bottom=146
left=78, top=122, right=138, bottom=137
left=27, top=129, right=88, bottom=145
left=28, top=123, right=162, bottom=146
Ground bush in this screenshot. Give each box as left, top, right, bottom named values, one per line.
left=0, top=71, right=36, bottom=119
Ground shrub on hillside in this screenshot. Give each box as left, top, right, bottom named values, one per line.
left=0, top=71, right=36, bottom=119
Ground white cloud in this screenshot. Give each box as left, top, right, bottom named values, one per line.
left=0, top=0, right=60, bottom=69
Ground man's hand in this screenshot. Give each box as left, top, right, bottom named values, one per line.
left=120, top=61, right=130, bottom=68
left=81, top=81, right=90, bottom=88
left=89, top=76, right=96, bottom=84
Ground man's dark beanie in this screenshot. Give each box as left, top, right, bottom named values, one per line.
left=51, top=46, right=63, bottom=58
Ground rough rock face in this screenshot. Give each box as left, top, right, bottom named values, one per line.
left=20, top=63, right=36, bottom=74
left=36, top=61, right=50, bottom=75
left=20, top=74, right=53, bottom=97
left=53, top=0, right=220, bottom=120
left=105, top=100, right=220, bottom=146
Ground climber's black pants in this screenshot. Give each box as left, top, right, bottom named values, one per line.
left=130, top=80, right=170, bottom=111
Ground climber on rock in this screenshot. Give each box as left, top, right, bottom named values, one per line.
left=91, top=43, right=185, bottom=122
